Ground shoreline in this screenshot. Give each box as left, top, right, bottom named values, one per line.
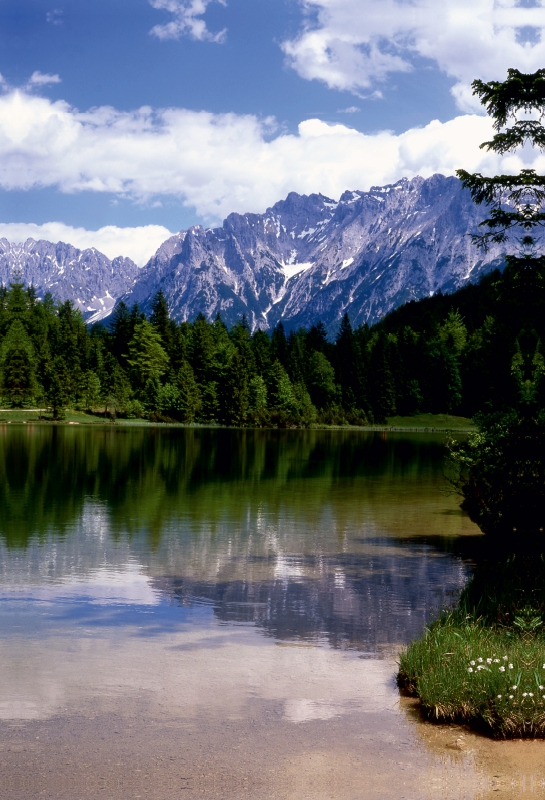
left=0, top=409, right=475, bottom=432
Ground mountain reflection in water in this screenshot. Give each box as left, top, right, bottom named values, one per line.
left=0, top=426, right=479, bottom=650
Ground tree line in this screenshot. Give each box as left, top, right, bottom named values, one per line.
left=0, top=264, right=538, bottom=425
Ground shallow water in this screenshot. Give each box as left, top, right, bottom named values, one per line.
left=1, top=426, right=543, bottom=798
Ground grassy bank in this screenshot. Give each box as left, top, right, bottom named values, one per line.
left=398, top=613, right=545, bottom=738
left=0, top=409, right=475, bottom=431
left=385, top=413, right=476, bottom=431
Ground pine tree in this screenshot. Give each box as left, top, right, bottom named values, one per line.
left=271, top=322, right=288, bottom=366
left=306, top=321, right=329, bottom=355
left=127, top=319, right=170, bottom=388
left=221, top=350, right=249, bottom=426
left=109, top=301, right=132, bottom=369
left=451, top=69, right=545, bottom=550
left=190, top=313, right=215, bottom=386
left=0, top=320, right=38, bottom=407
left=175, top=360, right=202, bottom=423
left=368, top=332, right=396, bottom=421
left=45, top=356, right=70, bottom=420
left=251, top=328, right=271, bottom=376
left=307, top=350, right=337, bottom=409
left=150, top=290, right=172, bottom=354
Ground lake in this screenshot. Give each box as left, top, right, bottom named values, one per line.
left=1, top=426, right=542, bottom=799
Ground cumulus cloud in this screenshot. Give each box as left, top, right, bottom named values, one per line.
left=283, top=0, right=545, bottom=111
left=149, top=0, right=227, bottom=42
left=0, top=222, right=173, bottom=266
left=0, top=90, right=541, bottom=223
left=28, top=71, right=62, bottom=87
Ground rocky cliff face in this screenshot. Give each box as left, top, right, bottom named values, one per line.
left=122, top=174, right=504, bottom=332
left=0, top=175, right=504, bottom=331
left=0, top=238, right=139, bottom=322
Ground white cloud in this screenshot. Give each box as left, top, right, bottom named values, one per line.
left=46, top=9, right=63, bottom=26
left=338, top=106, right=361, bottom=113
left=149, top=0, right=227, bottom=42
left=283, top=0, right=545, bottom=111
left=28, top=71, right=62, bottom=86
left=0, top=222, right=173, bottom=266
left=0, top=90, right=542, bottom=224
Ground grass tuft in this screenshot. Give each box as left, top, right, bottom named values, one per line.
left=398, top=612, right=545, bottom=737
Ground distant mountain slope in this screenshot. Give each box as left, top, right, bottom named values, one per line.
left=122, top=174, right=504, bottom=332
left=1, top=174, right=504, bottom=331
left=0, top=238, right=139, bottom=322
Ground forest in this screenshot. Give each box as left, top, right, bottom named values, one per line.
left=0, top=261, right=535, bottom=425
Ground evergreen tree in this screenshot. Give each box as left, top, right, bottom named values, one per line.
left=368, top=332, right=396, bottom=421
left=271, top=322, right=288, bottom=366
left=175, top=360, right=202, bottom=423
left=109, top=301, right=133, bottom=369
left=251, top=328, right=271, bottom=376
left=81, top=371, right=101, bottom=411
left=127, top=319, right=170, bottom=388
left=45, top=356, right=70, bottom=420
left=221, top=350, right=249, bottom=426
left=306, top=321, right=329, bottom=355
left=150, top=290, right=172, bottom=354
left=100, top=359, right=131, bottom=420
left=0, top=320, right=38, bottom=407
left=267, top=359, right=297, bottom=422
left=307, top=350, right=337, bottom=409
left=334, top=313, right=357, bottom=409
left=248, top=375, right=268, bottom=418
left=287, top=328, right=308, bottom=384
left=190, top=313, right=215, bottom=386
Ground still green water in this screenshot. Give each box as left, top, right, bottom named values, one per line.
left=1, top=427, right=496, bottom=800
left=1, top=426, right=477, bottom=646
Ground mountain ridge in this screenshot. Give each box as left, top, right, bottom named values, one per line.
left=0, top=174, right=504, bottom=332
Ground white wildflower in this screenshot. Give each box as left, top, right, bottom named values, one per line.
left=497, top=694, right=502, bottom=699
left=530, top=693, right=534, bottom=697
left=503, top=656, right=508, bottom=660
left=499, top=666, right=505, bottom=672
left=468, top=667, right=473, bottom=673
left=523, top=693, right=528, bottom=697
left=512, top=686, right=518, bottom=690
left=477, top=658, right=483, bottom=663
left=508, top=664, right=514, bottom=669
left=470, top=660, right=475, bottom=666
left=486, top=658, right=492, bottom=664
left=494, top=659, right=500, bottom=663
left=509, top=695, right=514, bottom=699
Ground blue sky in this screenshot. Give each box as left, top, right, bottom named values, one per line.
left=2, top=0, right=545, bottom=263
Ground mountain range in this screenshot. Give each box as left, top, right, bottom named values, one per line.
left=1, top=174, right=504, bottom=332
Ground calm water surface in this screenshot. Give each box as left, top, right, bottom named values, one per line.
left=1, top=427, right=541, bottom=799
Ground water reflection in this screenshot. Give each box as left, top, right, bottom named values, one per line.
left=0, top=427, right=479, bottom=650
left=1, top=428, right=507, bottom=799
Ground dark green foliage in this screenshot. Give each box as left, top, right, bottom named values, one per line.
left=450, top=408, right=545, bottom=550
left=175, top=361, right=202, bottom=423
left=307, top=350, right=337, bottom=409
left=271, top=321, right=288, bottom=366
left=0, top=320, right=38, bottom=407
left=445, top=69, right=545, bottom=552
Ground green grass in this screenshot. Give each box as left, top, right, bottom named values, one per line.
left=398, top=613, right=545, bottom=738
left=0, top=409, right=108, bottom=424
left=385, top=413, right=476, bottom=431
left=0, top=408, right=476, bottom=430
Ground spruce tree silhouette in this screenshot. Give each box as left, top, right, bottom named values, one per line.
left=452, top=70, right=545, bottom=551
